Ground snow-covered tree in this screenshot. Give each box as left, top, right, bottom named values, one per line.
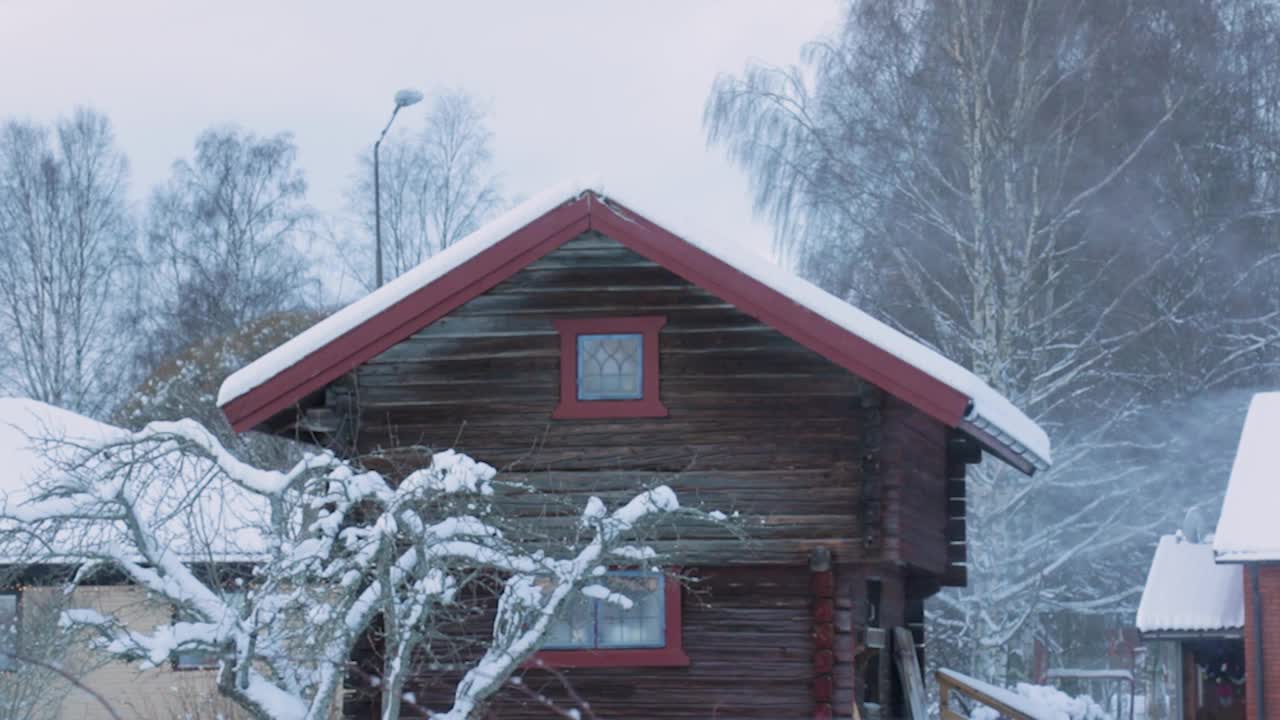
left=135, top=127, right=319, bottom=377
left=0, top=417, right=716, bottom=720
left=706, top=0, right=1280, bottom=681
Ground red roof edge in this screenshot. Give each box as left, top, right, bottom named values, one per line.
left=586, top=199, right=970, bottom=429
left=959, top=419, right=1035, bottom=476
left=222, top=190, right=971, bottom=446
left=221, top=196, right=592, bottom=432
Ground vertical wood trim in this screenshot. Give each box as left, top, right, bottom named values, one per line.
left=893, top=627, right=928, bottom=720
left=812, top=550, right=836, bottom=720
left=1182, top=644, right=1198, bottom=719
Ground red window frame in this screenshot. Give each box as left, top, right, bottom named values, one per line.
left=531, top=571, right=688, bottom=668
left=552, top=316, right=668, bottom=419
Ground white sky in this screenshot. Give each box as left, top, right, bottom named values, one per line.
left=0, top=1, right=840, bottom=297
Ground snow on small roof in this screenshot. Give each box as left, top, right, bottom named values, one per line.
left=1136, top=535, right=1243, bottom=635
left=217, top=178, right=1049, bottom=471
left=0, top=397, right=120, bottom=503
left=1214, top=392, right=1280, bottom=562
left=0, top=397, right=268, bottom=562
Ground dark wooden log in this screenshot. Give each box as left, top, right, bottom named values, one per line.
left=330, top=233, right=959, bottom=718
left=403, top=566, right=819, bottom=719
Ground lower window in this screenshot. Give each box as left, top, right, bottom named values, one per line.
left=175, top=590, right=244, bottom=670
left=534, top=570, right=688, bottom=668
left=0, top=593, right=16, bottom=672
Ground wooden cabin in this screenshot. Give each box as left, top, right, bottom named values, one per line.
left=216, top=181, right=1049, bottom=719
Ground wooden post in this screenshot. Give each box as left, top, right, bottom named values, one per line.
left=811, top=548, right=835, bottom=720
left=893, top=627, right=927, bottom=720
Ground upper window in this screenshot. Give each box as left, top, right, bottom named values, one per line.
left=577, top=334, right=644, bottom=400
left=535, top=570, right=687, bottom=668
left=553, top=317, right=667, bottom=419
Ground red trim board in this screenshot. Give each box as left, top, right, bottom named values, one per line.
left=222, top=192, right=973, bottom=451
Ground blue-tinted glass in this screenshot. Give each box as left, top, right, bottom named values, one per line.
left=577, top=333, right=643, bottom=400
left=0, top=595, right=15, bottom=671
left=543, top=588, right=596, bottom=649
left=597, top=572, right=664, bottom=649
left=176, top=590, right=244, bottom=669
left=541, top=571, right=666, bottom=651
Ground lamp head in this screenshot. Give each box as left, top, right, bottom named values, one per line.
left=394, top=89, right=424, bottom=108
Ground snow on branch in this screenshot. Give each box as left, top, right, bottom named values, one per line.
left=0, top=419, right=727, bottom=720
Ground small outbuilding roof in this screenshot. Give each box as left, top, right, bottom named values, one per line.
left=1214, top=392, right=1280, bottom=562
left=217, top=179, right=1050, bottom=474
left=0, top=397, right=268, bottom=562
left=1136, top=534, right=1243, bottom=637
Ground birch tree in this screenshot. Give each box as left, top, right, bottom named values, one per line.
left=0, top=418, right=720, bottom=720
left=136, top=128, right=319, bottom=376
left=346, top=91, right=502, bottom=288
left=0, top=109, right=133, bottom=416
left=706, top=0, right=1280, bottom=680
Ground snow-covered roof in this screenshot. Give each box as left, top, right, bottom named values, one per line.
left=1214, top=392, right=1280, bottom=562
left=0, top=397, right=268, bottom=562
left=217, top=179, right=1049, bottom=472
left=216, top=179, right=587, bottom=411
left=1136, top=534, right=1243, bottom=636
left=0, top=397, right=119, bottom=502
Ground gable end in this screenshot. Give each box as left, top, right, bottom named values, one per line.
left=218, top=186, right=1046, bottom=475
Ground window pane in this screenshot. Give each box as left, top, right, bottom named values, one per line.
left=544, top=589, right=596, bottom=649
left=598, top=573, right=664, bottom=648
left=0, top=595, right=16, bottom=671
left=176, top=650, right=214, bottom=669
left=578, top=333, right=643, bottom=400
left=175, top=589, right=244, bottom=669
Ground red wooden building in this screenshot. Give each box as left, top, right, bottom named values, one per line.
left=1214, top=392, right=1280, bottom=720
left=217, top=180, right=1049, bottom=719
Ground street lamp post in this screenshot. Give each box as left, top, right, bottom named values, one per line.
left=375, top=88, right=424, bottom=288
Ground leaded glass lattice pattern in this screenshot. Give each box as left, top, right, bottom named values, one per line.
left=541, top=572, right=666, bottom=650
left=543, top=589, right=596, bottom=649
left=597, top=573, right=664, bottom=648
left=577, top=333, right=643, bottom=400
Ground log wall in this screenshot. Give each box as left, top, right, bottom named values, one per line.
left=341, top=232, right=909, bottom=566
left=345, top=566, right=819, bottom=719
left=318, top=231, right=962, bottom=719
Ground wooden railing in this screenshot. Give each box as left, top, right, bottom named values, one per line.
left=936, top=668, right=1042, bottom=720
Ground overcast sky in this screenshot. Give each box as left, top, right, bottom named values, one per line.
left=1, top=1, right=840, bottom=296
